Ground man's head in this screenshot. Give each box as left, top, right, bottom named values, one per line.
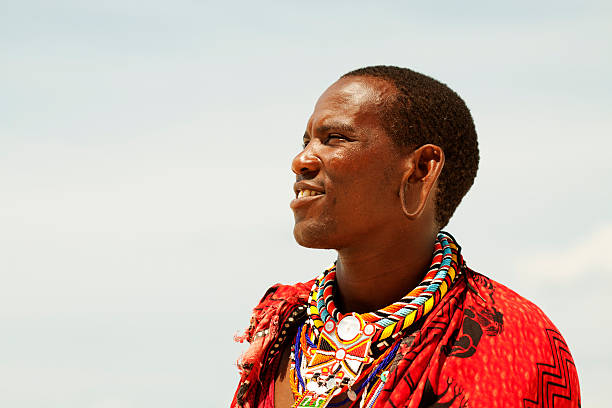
left=290, top=66, right=478, bottom=250
left=341, top=66, right=479, bottom=229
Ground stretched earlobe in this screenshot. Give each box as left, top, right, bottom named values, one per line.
left=400, top=172, right=425, bottom=219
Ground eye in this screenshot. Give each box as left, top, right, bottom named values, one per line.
left=325, top=134, right=348, bottom=144
left=302, top=139, right=310, bottom=148
left=326, top=133, right=348, bottom=143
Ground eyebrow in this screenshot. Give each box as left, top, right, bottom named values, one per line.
left=304, top=122, right=357, bottom=139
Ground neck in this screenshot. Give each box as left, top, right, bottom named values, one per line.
left=334, top=227, right=437, bottom=314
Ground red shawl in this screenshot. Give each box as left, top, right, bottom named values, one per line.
left=232, top=270, right=580, bottom=407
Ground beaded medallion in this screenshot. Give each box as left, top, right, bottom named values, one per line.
left=293, top=313, right=374, bottom=408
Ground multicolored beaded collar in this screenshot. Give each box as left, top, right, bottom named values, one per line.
left=290, top=232, right=463, bottom=408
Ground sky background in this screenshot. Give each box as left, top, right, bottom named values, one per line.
left=1, top=1, right=611, bottom=407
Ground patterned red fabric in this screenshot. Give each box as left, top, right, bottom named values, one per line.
left=257, top=376, right=275, bottom=408
left=232, top=281, right=314, bottom=408
left=231, top=270, right=581, bottom=408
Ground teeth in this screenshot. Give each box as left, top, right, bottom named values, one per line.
left=297, top=189, right=323, bottom=198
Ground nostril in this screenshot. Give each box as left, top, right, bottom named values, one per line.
left=292, top=150, right=320, bottom=177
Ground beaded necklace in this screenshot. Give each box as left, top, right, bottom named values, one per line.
left=289, top=232, right=463, bottom=408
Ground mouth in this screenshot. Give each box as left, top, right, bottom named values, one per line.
left=296, top=189, right=325, bottom=199
left=290, top=188, right=325, bottom=209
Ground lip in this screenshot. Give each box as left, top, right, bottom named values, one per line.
left=293, top=181, right=325, bottom=197
left=291, top=181, right=326, bottom=210
left=290, top=193, right=324, bottom=210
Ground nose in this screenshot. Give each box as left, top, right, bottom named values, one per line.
left=291, top=145, right=320, bottom=178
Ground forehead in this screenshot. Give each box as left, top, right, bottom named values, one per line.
left=307, top=76, right=396, bottom=131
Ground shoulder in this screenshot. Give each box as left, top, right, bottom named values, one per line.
left=251, top=280, right=314, bottom=329
left=232, top=280, right=314, bottom=408
left=462, top=270, right=581, bottom=405
left=467, top=270, right=555, bottom=329
left=256, top=280, right=314, bottom=310
left=236, top=279, right=314, bottom=345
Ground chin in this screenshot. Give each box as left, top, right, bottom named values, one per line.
left=293, top=222, right=337, bottom=249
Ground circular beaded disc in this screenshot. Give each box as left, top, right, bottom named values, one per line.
left=337, top=315, right=360, bottom=341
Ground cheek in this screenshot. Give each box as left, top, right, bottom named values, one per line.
left=382, top=162, right=399, bottom=188
left=325, top=145, right=403, bottom=210
left=329, top=155, right=399, bottom=196
left=326, top=151, right=375, bottom=190
left=327, top=152, right=362, bottom=172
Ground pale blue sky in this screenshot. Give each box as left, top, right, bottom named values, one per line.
left=1, top=1, right=611, bottom=407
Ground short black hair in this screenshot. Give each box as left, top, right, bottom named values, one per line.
left=342, top=65, right=479, bottom=228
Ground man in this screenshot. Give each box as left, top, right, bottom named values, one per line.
left=231, top=66, right=580, bottom=408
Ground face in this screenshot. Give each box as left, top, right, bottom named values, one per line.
left=290, top=76, right=407, bottom=249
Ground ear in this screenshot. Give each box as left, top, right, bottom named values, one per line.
left=399, top=144, right=445, bottom=219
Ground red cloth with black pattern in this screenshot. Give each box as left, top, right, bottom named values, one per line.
left=231, top=270, right=580, bottom=408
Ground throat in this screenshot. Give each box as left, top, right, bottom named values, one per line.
left=334, top=250, right=434, bottom=314
left=333, top=228, right=438, bottom=314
